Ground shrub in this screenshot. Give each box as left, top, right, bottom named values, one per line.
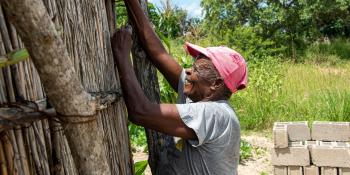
left=303, top=38, right=350, bottom=65
left=231, top=56, right=284, bottom=130
left=129, top=123, right=147, bottom=152
left=240, top=139, right=252, bottom=162
left=223, top=26, right=285, bottom=60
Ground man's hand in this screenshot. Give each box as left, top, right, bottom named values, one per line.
left=111, top=27, right=133, bottom=61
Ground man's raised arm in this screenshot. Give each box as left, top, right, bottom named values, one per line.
left=124, top=0, right=182, bottom=91
left=112, top=29, right=196, bottom=140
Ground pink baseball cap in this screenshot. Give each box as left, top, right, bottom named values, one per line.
left=184, top=42, right=248, bottom=93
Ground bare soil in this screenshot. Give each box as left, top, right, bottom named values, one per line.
left=239, top=132, right=273, bottom=175
left=133, top=131, right=273, bottom=175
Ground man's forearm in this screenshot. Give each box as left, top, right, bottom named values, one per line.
left=114, top=51, right=151, bottom=116
left=124, top=0, right=167, bottom=59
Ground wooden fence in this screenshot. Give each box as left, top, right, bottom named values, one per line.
left=0, top=0, right=133, bottom=174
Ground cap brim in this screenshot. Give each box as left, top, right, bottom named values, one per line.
left=184, top=42, right=210, bottom=59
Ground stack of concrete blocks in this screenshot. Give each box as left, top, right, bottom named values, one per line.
left=271, top=121, right=350, bottom=175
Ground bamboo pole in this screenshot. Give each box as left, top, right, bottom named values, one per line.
left=8, top=131, right=23, bottom=175
left=0, top=139, right=8, bottom=175
left=42, top=119, right=53, bottom=174
left=0, top=70, right=6, bottom=104
left=0, top=30, right=7, bottom=104
left=0, top=5, right=13, bottom=52
left=1, top=133, right=17, bottom=175
left=49, top=119, right=78, bottom=175
left=28, top=126, right=44, bottom=175
left=50, top=121, right=64, bottom=175
left=33, top=123, right=50, bottom=175
left=23, top=126, right=35, bottom=175
left=14, top=127, right=30, bottom=175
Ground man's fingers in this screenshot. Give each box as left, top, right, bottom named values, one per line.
left=119, top=25, right=132, bottom=35
left=125, top=25, right=132, bottom=34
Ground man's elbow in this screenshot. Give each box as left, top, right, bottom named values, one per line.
left=126, top=102, right=152, bottom=125
left=127, top=102, right=149, bottom=116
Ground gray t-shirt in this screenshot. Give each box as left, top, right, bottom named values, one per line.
left=172, top=70, right=240, bottom=175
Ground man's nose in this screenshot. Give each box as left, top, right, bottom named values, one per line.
left=185, top=68, right=192, bottom=75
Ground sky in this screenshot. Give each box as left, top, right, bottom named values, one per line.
left=148, top=0, right=203, bottom=18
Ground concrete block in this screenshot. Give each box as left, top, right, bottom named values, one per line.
left=312, top=121, right=350, bottom=141
left=311, top=141, right=350, bottom=168
left=321, top=167, right=337, bottom=175
left=274, top=166, right=287, bottom=175
left=273, top=123, right=288, bottom=148
left=276, top=121, right=311, bottom=141
left=304, top=166, right=319, bottom=175
left=288, top=166, right=303, bottom=175
left=340, top=168, right=350, bottom=175
left=287, top=121, right=311, bottom=141
left=271, top=141, right=310, bottom=166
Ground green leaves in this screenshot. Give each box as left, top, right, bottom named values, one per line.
left=157, top=0, right=187, bottom=38
left=239, top=139, right=252, bottom=162
left=0, top=49, right=29, bottom=68
left=128, top=123, right=147, bottom=150
left=201, top=0, right=350, bottom=59
left=157, top=31, right=171, bottom=54
left=134, top=160, right=148, bottom=175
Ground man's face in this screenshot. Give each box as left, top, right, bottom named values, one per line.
left=183, top=58, right=214, bottom=102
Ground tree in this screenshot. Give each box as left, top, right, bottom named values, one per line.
left=116, top=1, right=160, bottom=29
left=158, top=0, right=188, bottom=38
left=2, top=0, right=133, bottom=174
left=201, top=0, right=237, bottom=39
left=201, top=0, right=350, bottom=59
left=300, top=0, right=350, bottom=37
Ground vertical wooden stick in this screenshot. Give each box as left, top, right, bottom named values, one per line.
left=1, top=133, right=18, bottom=175
left=0, top=139, right=9, bottom=175
left=8, top=130, right=24, bottom=175
left=14, top=127, right=30, bottom=175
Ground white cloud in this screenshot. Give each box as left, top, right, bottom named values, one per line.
left=169, top=0, right=202, bottom=18
left=185, top=2, right=203, bottom=18
left=149, top=0, right=203, bottom=18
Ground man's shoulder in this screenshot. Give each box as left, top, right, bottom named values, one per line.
left=177, top=100, right=236, bottom=118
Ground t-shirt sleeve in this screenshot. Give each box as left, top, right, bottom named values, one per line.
left=176, top=102, right=230, bottom=147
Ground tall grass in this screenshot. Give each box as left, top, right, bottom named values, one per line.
left=280, top=64, right=350, bottom=122
left=231, top=61, right=350, bottom=130
left=230, top=39, right=350, bottom=130
left=303, top=38, right=350, bottom=65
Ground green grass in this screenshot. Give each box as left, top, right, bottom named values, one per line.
left=231, top=61, right=350, bottom=130
left=240, top=139, right=253, bottom=162
left=281, top=63, right=350, bottom=120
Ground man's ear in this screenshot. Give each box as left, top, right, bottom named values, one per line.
left=210, top=77, right=224, bottom=90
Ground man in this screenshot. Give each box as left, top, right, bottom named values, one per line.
left=112, top=0, right=248, bottom=174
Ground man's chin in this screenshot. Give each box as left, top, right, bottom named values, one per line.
left=183, top=91, right=189, bottom=97
left=183, top=88, right=191, bottom=96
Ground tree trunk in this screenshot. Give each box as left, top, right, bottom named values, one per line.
left=130, top=1, right=178, bottom=174
left=1, top=0, right=133, bottom=174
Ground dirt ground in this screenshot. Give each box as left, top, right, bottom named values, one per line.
left=133, top=131, right=274, bottom=175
